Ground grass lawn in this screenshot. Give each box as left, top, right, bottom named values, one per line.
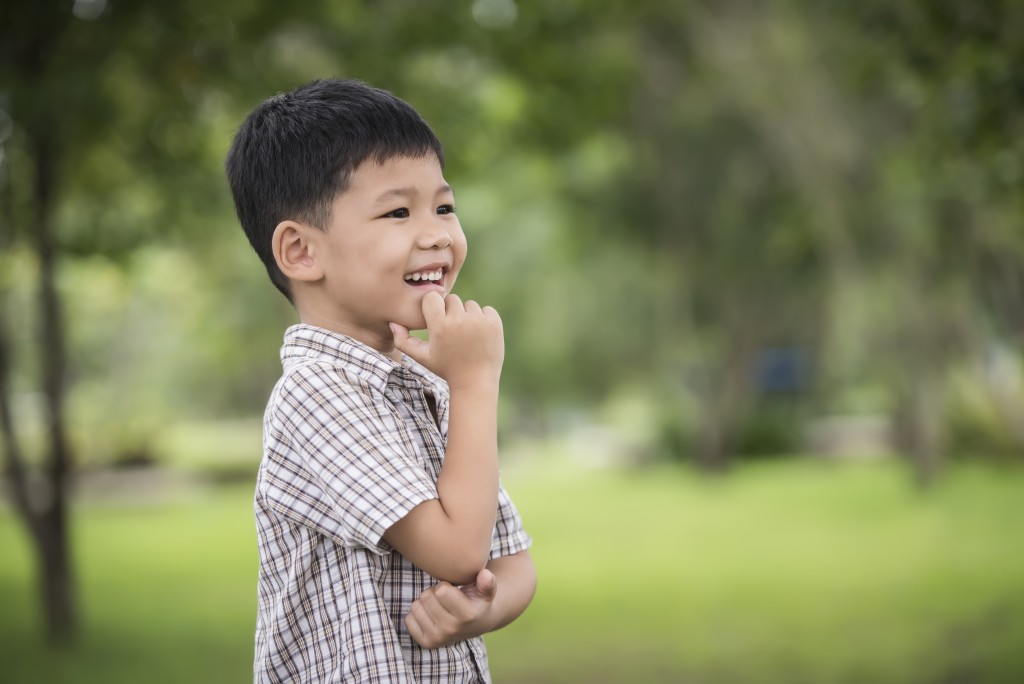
left=1, top=455, right=1023, bottom=683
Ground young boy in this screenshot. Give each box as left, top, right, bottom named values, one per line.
left=225, top=79, right=535, bottom=683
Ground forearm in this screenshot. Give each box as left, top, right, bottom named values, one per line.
left=383, top=382, right=501, bottom=584
left=403, top=548, right=536, bottom=649
left=482, top=550, right=536, bottom=633
left=435, top=383, right=500, bottom=553
left=384, top=292, right=505, bottom=584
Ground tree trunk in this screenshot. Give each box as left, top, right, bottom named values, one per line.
left=1, top=2, right=80, bottom=645
left=31, top=127, right=76, bottom=643
left=37, top=506, right=75, bottom=642
left=693, top=330, right=752, bottom=473
left=894, top=376, right=943, bottom=490
left=695, top=408, right=729, bottom=473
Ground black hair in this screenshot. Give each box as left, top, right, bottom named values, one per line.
left=225, top=78, right=445, bottom=301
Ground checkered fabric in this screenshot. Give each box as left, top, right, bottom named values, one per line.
left=253, top=324, right=531, bottom=683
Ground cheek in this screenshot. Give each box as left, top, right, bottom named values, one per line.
left=448, top=245, right=468, bottom=290
left=452, top=229, right=468, bottom=270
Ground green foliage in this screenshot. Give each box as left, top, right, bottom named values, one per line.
left=3, top=0, right=1024, bottom=465
left=944, top=356, right=1024, bottom=461
left=152, top=419, right=262, bottom=482
left=733, top=398, right=806, bottom=457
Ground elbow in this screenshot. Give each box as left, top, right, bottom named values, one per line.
left=435, top=552, right=489, bottom=586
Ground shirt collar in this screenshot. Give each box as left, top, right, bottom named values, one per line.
left=280, top=324, right=446, bottom=396
left=401, top=355, right=448, bottom=402
left=281, top=324, right=400, bottom=393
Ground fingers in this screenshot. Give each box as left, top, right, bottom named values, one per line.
left=407, top=584, right=456, bottom=649
left=404, top=611, right=429, bottom=648
left=430, top=293, right=494, bottom=323
left=389, top=322, right=410, bottom=345
left=443, top=293, right=462, bottom=316
left=399, top=292, right=502, bottom=383
left=482, top=307, right=501, bottom=332
left=431, top=582, right=472, bottom=616
left=421, top=293, right=486, bottom=330
left=389, top=322, right=429, bottom=360
left=422, top=291, right=447, bottom=329
left=441, top=295, right=484, bottom=317
left=405, top=601, right=441, bottom=649
left=405, top=580, right=491, bottom=649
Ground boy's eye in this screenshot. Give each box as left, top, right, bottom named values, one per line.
left=436, top=204, right=456, bottom=215
left=382, top=208, right=410, bottom=219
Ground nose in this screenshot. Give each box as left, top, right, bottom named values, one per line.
left=416, top=220, right=454, bottom=250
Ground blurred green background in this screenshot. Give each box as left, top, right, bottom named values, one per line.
left=2, top=1, right=1023, bottom=682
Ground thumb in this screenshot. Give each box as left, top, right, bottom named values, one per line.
left=474, top=569, right=497, bottom=603
left=390, top=322, right=430, bottom=362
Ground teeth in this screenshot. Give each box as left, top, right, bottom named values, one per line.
left=405, top=269, right=443, bottom=283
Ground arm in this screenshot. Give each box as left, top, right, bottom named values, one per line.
left=384, top=292, right=504, bottom=585
left=405, top=549, right=537, bottom=649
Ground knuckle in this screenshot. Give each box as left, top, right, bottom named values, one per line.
left=445, top=618, right=459, bottom=634
left=450, top=605, right=470, bottom=623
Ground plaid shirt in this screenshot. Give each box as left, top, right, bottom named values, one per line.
left=254, top=324, right=531, bottom=683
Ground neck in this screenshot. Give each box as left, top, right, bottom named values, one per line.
left=297, top=306, right=402, bottom=362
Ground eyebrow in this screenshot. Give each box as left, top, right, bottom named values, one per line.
left=374, top=184, right=453, bottom=205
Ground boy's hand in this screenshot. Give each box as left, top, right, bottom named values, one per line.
left=404, top=569, right=498, bottom=649
left=390, top=292, right=504, bottom=390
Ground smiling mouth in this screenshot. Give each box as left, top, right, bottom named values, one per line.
left=403, top=268, right=446, bottom=288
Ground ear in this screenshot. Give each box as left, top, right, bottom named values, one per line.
left=272, top=220, right=323, bottom=283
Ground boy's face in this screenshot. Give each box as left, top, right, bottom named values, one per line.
left=309, top=154, right=466, bottom=343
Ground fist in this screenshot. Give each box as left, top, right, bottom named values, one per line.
left=391, top=292, right=503, bottom=389
left=405, top=570, right=498, bottom=649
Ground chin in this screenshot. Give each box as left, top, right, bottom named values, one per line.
left=398, top=315, right=428, bottom=332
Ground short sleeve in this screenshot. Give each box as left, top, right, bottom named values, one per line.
left=260, top=363, right=437, bottom=553
left=490, top=482, right=532, bottom=559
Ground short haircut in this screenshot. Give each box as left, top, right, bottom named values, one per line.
left=225, top=78, right=445, bottom=301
